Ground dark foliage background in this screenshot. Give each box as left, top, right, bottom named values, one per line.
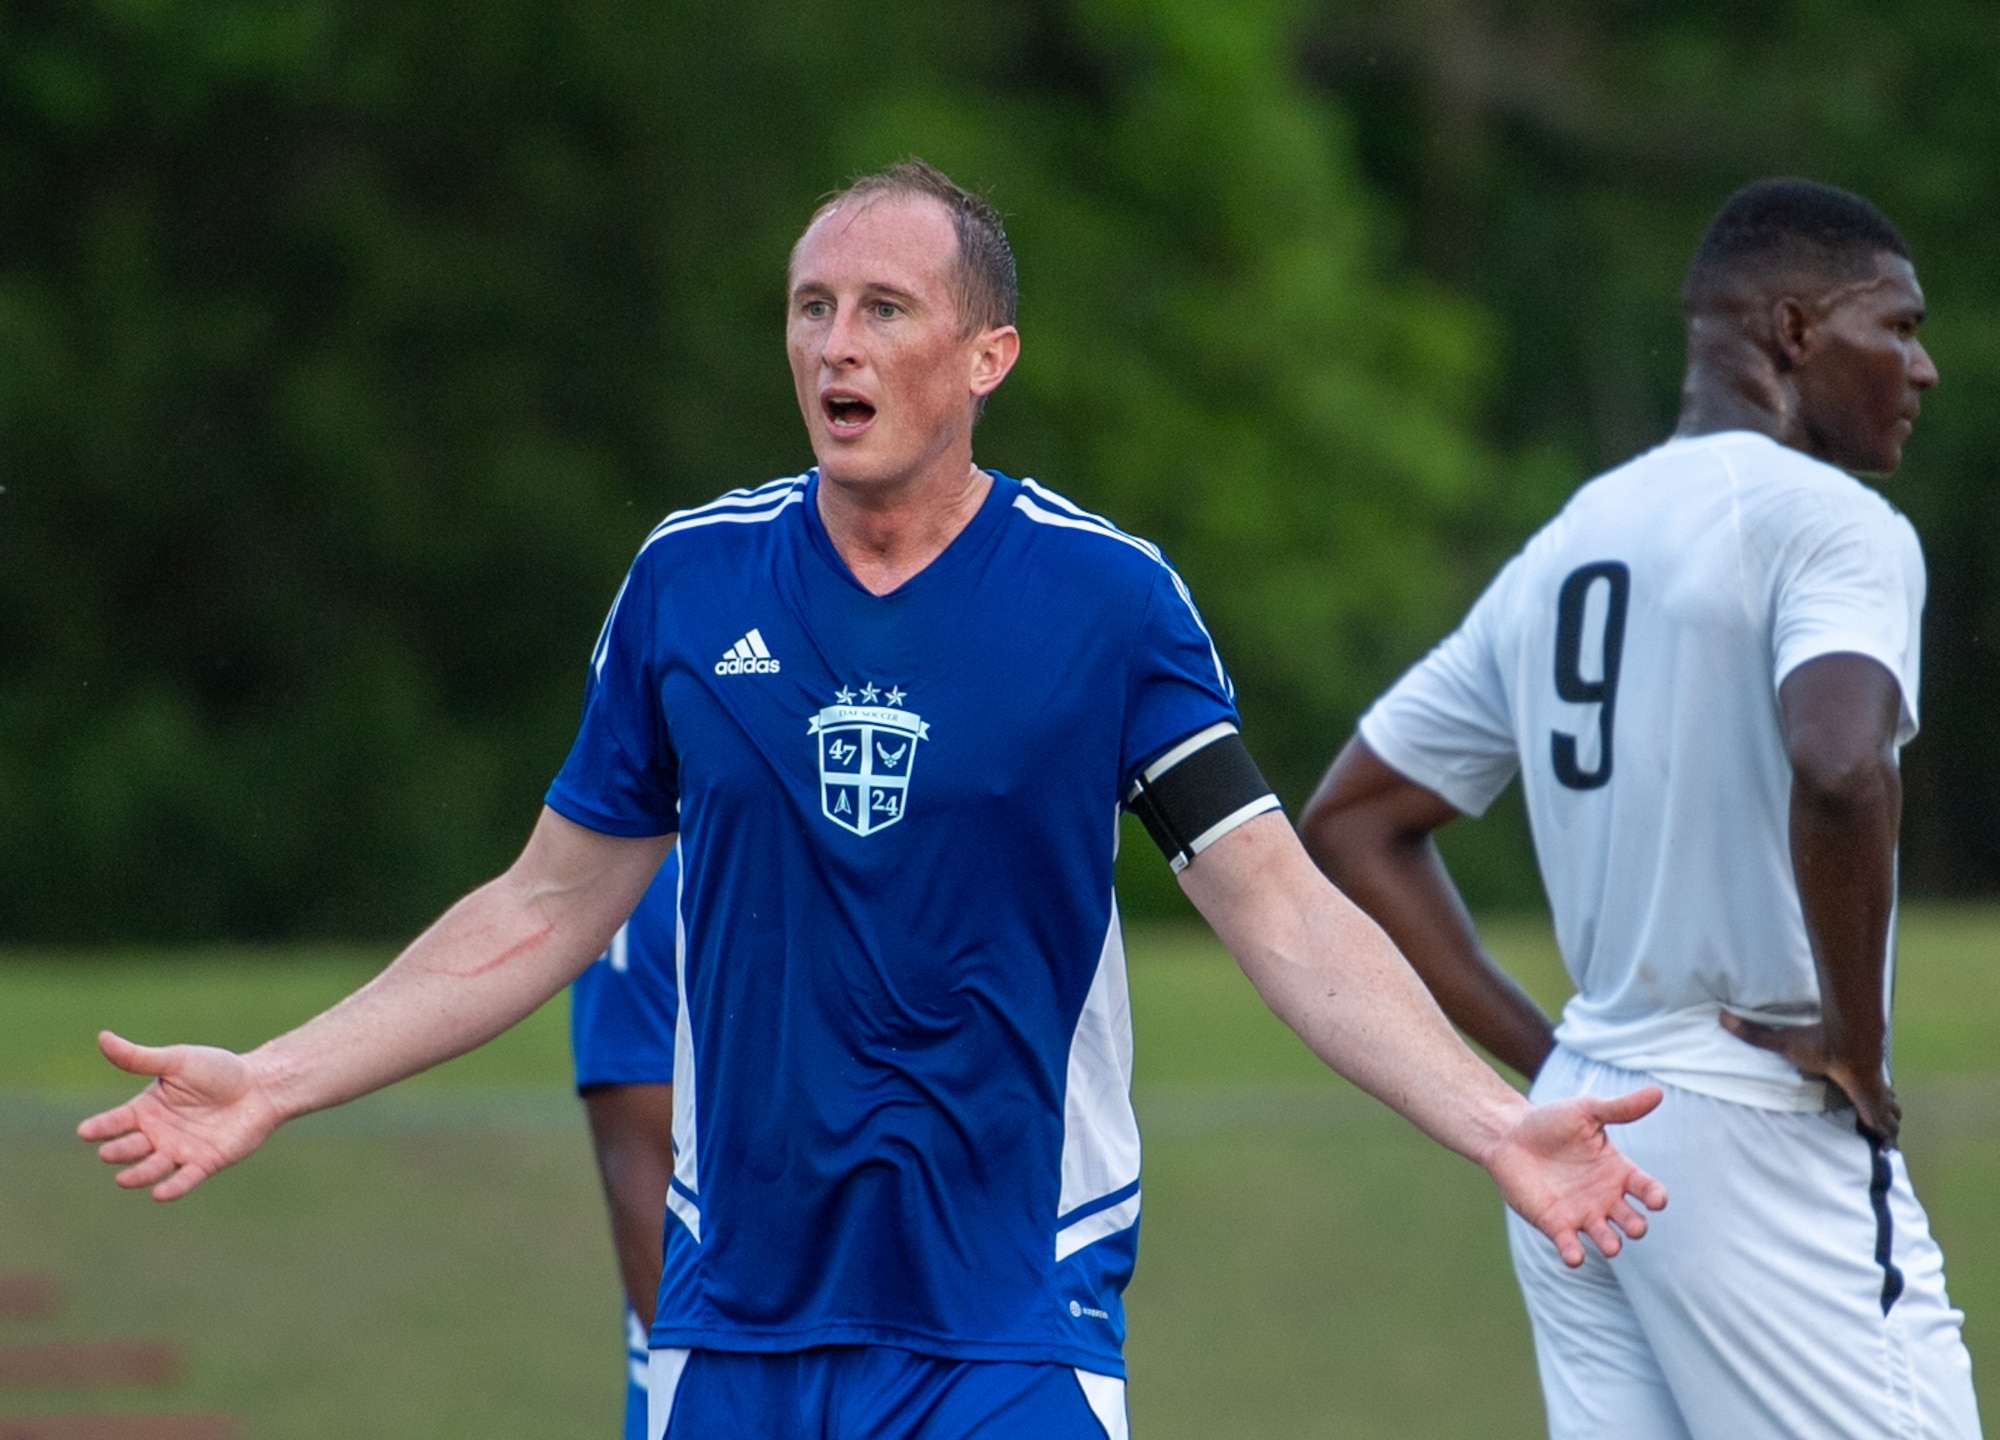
left=2, top=0, right=1994, bottom=940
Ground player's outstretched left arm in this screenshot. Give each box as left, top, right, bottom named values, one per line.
left=1181, top=813, right=1665, bottom=1265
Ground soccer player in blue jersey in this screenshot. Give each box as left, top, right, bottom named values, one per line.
left=82, top=158, right=1667, bottom=1439
left=572, top=854, right=681, bottom=1440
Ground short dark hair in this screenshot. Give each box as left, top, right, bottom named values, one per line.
left=802, top=158, right=1018, bottom=336
left=1682, top=178, right=1909, bottom=314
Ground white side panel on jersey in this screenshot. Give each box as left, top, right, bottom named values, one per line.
left=1056, top=1191, right=1143, bottom=1263
left=1073, top=1369, right=1131, bottom=1440
left=668, top=856, right=701, bottom=1242
left=645, top=1347, right=691, bottom=1440
left=1054, top=901, right=1142, bottom=1255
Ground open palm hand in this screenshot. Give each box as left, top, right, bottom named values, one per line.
left=75, top=1031, right=285, bottom=1201
left=1486, top=1087, right=1668, bottom=1267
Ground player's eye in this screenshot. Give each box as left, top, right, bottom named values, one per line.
left=873, top=301, right=900, bottom=319
left=801, top=299, right=832, bottom=320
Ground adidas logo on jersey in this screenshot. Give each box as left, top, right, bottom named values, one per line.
left=715, top=628, right=781, bottom=675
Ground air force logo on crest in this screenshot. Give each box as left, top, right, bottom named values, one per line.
left=809, top=683, right=929, bottom=837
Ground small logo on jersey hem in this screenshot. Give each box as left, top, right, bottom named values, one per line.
left=1068, top=1300, right=1109, bottom=1320
left=715, top=628, right=780, bottom=675
left=809, top=683, right=928, bottom=836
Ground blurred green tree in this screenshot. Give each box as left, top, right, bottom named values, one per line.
left=0, top=0, right=1524, bottom=939
left=25, top=0, right=1997, bottom=941
left=0, top=0, right=805, bottom=937
left=1307, top=0, right=2000, bottom=895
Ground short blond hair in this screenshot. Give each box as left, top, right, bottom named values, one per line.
left=800, top=158, right=1017, bottom=337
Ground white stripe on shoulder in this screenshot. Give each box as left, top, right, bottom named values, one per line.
left=1013, top=493, right=1166, bottom=566
left=590, top=570, right=634, bottom=679
left=1016, top=479, right=1165, bottom=562
left=591, top=475, right=809, bottom=678
left=1013, top=481, right=1230, bottom=698
left=640, top=474, right=809, bottom=549
left=648, top=490, right=804, bottom=545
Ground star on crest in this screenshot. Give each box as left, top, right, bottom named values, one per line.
left=884, top=685, right=906, bottom=706
left=860, top=682, right=880, bottom=704
left=835, top=685, right=856, bottom=704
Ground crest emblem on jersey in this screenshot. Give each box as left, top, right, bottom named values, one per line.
left=808, top=684, right=929, bottom=837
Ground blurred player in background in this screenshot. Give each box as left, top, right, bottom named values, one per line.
left=571, top=854, right=680, bottom=1440
left=81, top=158, right=1668, bottom=1440
left=1302, top=178, right=1980, bottom=1438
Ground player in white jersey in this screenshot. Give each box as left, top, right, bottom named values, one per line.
left=1301, top=178, right=1980, bottom=1438
left=80, top=160, right=1668, bottom=1439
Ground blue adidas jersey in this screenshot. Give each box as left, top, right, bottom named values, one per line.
left=571, top=850, right=681, bottom=1091
left=545, top=469, right=1238, bottom=1376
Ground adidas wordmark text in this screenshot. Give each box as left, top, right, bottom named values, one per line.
left=716, top=628, right=781, bottom=676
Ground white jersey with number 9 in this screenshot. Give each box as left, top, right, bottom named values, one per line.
left=1360, top=429, right=1923, bottom=1112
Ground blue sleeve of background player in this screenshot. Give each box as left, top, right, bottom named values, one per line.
left=570, top=849, right=681, bottom=1090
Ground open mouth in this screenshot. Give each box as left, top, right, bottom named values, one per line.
left=823, top=395, right=877, bottom=434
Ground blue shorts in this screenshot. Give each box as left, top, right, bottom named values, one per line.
left=649, top=1346, right=1128, bottom=1440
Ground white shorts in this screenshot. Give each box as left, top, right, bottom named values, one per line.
left=1509, top=1046, right=1982, bottom=1440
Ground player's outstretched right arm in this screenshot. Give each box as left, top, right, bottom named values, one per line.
left=1298, top=736, right=1557, bottom=1082
left=1181, top=812, right=1665, bottom=1267
left=76, top=1035, right=284, bottom=1202
left=78, top=808, right=674, bottom=1201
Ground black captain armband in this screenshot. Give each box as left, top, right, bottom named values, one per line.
left=1125, top=723, right=1282, bottom=872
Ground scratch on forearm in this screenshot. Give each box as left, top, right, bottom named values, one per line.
left=452, top=922, right=556, bottom=978
left=412, top=904, right=560, bottom=981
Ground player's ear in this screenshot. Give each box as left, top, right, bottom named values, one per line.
left=1771, top=295, right=1813, bottom=372
left=969, top=325, right=1020, bottom=398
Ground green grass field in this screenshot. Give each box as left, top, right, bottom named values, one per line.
left=2, top=909, right=1994, bottom=1436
